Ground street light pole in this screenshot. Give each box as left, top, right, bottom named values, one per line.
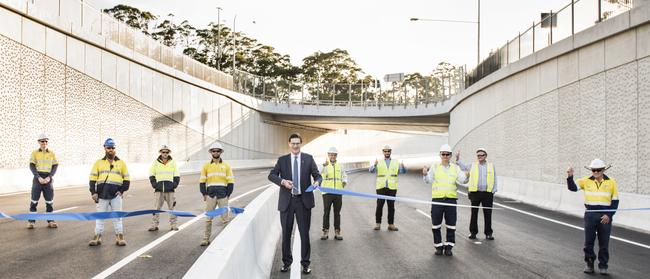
left=216, top=7, right=222, bottom=70
left=477, top=0, right=480, bottom=66
left=232, top=14, right=237, bottom=72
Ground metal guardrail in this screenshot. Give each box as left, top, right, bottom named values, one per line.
left=466, top=0, right=634, bottom=88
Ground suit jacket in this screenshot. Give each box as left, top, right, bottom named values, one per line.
left=268, top=152, right=322, bottom=212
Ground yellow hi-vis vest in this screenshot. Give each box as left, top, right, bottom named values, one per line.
left=30, top=149, right=58, bottom=173
left=322, top=162, right=344, bottom=190
left=577, top=176, right=619, bottom=206
left=376, top=159, right=399, bottom=190
left=468, top=162, right=495, bottom=192
left=199, top=160, right=235, bottom=187
left=89, top=158, right=130, bottom=186
left=149, top=159, right=179, bottom=182
left=431, top=163, right=459, bottom=199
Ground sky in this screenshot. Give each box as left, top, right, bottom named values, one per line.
left=90, top=0, right=571, bottom=78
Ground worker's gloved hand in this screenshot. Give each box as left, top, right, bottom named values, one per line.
left=38, top=177, right=46, bottom=184
left=91, top=194, right=98, bottom=203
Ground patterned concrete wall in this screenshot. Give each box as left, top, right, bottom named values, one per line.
left=0, top=34, right=322, bottom=170
left=450, top=23, right=650, bottom=195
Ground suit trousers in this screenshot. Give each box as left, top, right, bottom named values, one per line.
left=280, top=196, right=312, bottom=268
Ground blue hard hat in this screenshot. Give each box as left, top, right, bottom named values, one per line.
left=103, top=138, right=116, bottom=147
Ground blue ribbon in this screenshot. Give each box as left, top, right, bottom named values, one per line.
left=306, top=185, right=650, bottom=212
left=205, top=207, right=245, bottom=217
left=1, top=207, right=245, bottom=221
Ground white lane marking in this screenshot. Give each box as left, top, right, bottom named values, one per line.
left=474, top=242, right=482, bottom=245
left=259, top=170, right=269, bottom=174
left=457, top=191, right=650, bottom=250
left=415, top=208, right=430, bottom=218
left=53, top=206, right=78, bottom=213
left=91, top=183, right=273, bottom=279
left=290, top=227, right=301, bottom=279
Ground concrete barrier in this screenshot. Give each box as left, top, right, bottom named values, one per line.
left=184, top=161, right=372, bottom=279
left=184, top=185, right=280, bottom=279
left=496, top=176, right=650, bottom=233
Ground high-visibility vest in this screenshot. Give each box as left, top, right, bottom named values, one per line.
left=149, top=159, right=179, bottom=182
left=199, top=160, right=235, bottom=187
left=376, top=159, right=399, bottom=190
left=468, top=162, right=495, bottom=192
left=431, top=163, right=460, bottom=199
left=322, top=162, right=344, bottom=190
left=577, top=176, right=619, bottom=206
left=89, top=157, right=130, bottom=186
left=30, top=149, right=58, bottom=173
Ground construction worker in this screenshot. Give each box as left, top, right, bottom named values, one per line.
left=148, top=145, right=180, bottom=231
left=422, top=144, right=467, bottom=256
left=369, top=144, right=406, bottom=231
left=320, top=147, right=348, bottom=240
left=88, top=138, right=130, bottom=246
left=199, top=142, right=235, bottom=246
left=28, top=133, right=59, bottom=229
left=567, top=159, right=619, bottom=275
left=456, top=147, right=497, bottom=240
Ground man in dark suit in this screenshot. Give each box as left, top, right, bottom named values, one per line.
left=268, top=133, right=322, bottom=274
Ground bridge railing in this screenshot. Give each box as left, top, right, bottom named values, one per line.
left=232, top=69, right=462, bottom=107
left=465, top=0, right=634, bottom=88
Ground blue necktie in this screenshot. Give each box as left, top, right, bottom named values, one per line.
left=292, top=156, right=300, bottom=195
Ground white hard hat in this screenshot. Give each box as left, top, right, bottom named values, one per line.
left=159, top=145, right=171, bottom=152
left=327, top=147, right=338, bottom=154
left=476, top=147, right=487, bottom=154
left=209, top=142, right=223, bottom=151
left=37, top=133, right=49, bottom=141
left=382, top=145, right=392, bottom=151
left=586, top=159, right=610, bottom=170
left=439, top=144, right=452, bottom=153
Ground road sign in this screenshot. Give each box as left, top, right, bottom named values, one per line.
left=384, top=73, right=404, bottom=82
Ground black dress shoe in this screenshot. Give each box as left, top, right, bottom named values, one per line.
left=280, top=265, right=290, bottom=272
left=468, top=234, right=477, bottom=239
left=486, top=234, right=495, bottom=240
left=302, top=266, right=311, bottom=274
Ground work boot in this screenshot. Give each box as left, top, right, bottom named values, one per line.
left=170, top=224, right=179, bottom=231
left=434, top=247, right=443, bottom=256
left=47, top=221, right=58, bottom=228
left=444, top=245, right=453, bottom=256
left=115, top=234, right=127, bottom=246
left=373, top=223, right=381, bottom=230
left=27, top=222, right=35, bottom=229
left=321, top=229, right=329, bottom=240
left=468, top=233, right=477, bottom=239
left=148, top=226, right=159, bottom=231
left=388, top=224, right=399, bottom=231
left=334, top=229, right=343, bottom=240
left=583, top=259, right=595, bottom=274
left=200, top=237, right=210, bottom=246
left=89, top=234, right=102, bottom=246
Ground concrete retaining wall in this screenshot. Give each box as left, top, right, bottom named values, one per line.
left=450, top=5, right=650, bottom=232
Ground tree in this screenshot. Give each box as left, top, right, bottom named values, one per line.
left=103, top=5, right=157, bottom=34
left=301, top=49, right=364, bottom=102
left=151, top=14, right=179, bottom=47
